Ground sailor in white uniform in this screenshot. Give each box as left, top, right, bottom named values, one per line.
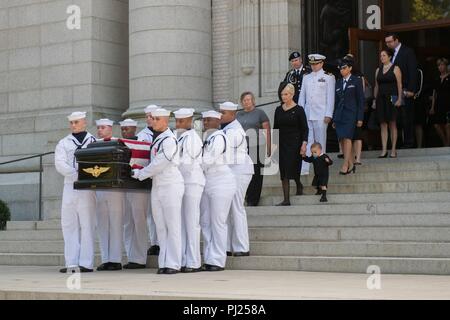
left=174, top=108, right=205, bottom=273
left=95, top=119, right=125, bottom=271
left=200, top=110, right=237, bottom=271
left=132, top=109, right=185, bottom=275
left=120, top=118, right=149, bottom=269
left=299, top=54, right=335, bottom=175
left=55, top=112, right=97, bottom=273
left=137, top=105, right=159, bottom=256
left=219, top=102, right=254, bottom=257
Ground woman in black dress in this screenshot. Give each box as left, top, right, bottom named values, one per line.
left=430, top=58, right=450, bottom=146
left=372, top=48, right=403, bottom=158
left=273, top=83, right=309, bottom=206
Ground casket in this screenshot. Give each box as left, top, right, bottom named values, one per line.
left=73, top=140, right=152, bottom=191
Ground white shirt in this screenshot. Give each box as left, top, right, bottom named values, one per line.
left=202, top=129, right=230, bottom=175
left=135, top=128, right=183, bottom=187
left=55, top=132, right=96, bottom=184
left=222, top=120, right=254, bottom=175
left=137, top=127, right=154, bottom=144
left=177, top=129, right=205, bottom=186
left=393, top=43, right=402, bottom=63
left=299, top=69, right=336, bottom=121
left=343, top=75, right=351, bottom=90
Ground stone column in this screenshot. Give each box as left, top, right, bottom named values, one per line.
left=126, top=0, right=212, bottom=118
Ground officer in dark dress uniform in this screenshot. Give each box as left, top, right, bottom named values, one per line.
left=279, top=52, right=310, bottom=104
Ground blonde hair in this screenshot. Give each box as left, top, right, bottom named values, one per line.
left=437, top=58, right=449, bottom=66
left=282, top=83, right=296, bottom=96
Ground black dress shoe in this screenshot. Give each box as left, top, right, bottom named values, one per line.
left=276, top=201, right=291, bottom=206
left=296, top=185, right=304, bottom=196
left=59, top=267, right=69, bottom=273
left=320, top=194, right=328, bottom=202
left=147, top=245, right=160, bottom=256
left=315, top=189, right=322, bottom=195
left=79, top=266, right=94, bottom=273
left=164, top=268, right=180, bottom=275
left=182, top=267, right=203, bottom=273
left=378, top=153, right=388, bottom=158
left=123, top=262, right=146, bottom=270
left=226, top=251, right=233, bottom=257
left=233, top=252, right=250, bottom=257
left=106, top=263, right=123, bottom=271
left=337, top=154, right=344, bottom=159
left=157, top=268, right=166, bottom=274
left=347, top=166, right=356, bottom=174
left=96, top=263, right=111, bottom=271
left=203, top=264, right=225, bottom=272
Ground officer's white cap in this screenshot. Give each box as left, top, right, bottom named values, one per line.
left=173, top=108, right=195, bottom=119
left=144, top=105, right=159, bottom=114
left=308, top=54, right=326, bottom=64
left=96, top=119, right=114, bottom=126
left=67, top=111, right=86, bottom=122
left=202, top=110, right=222, bottom=119
left=119, top=119, right=138, bottom=127
left=152, top=108, right=171, bottom=117
left=219, top=102, right=239, bottom=111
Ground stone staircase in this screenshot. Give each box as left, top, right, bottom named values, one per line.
left=0, top=147, right=449, bottom=275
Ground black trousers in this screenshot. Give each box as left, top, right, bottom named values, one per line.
left=399, top=97, right=415, bottom=148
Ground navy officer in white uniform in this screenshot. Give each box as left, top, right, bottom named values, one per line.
left=174, top=108, right=205, bottom=273
left=219, top=102, right=254, bottom=257
left=299, top=54, right=335, bottom=176
left=55, top=112, right=97, bottom=273
left=200, top=110, right=237, bottom=271
left=132, top=108, right=185, bottom=275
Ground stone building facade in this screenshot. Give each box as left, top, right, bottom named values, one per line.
left=0, top=0, right=299, bottom=220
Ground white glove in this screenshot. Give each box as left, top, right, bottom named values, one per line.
left=131, top=169, right=140, bottom=180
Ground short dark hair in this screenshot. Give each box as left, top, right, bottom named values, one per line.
left=240, top=91, right=255, bottom=103
left=385, top=32, right=399, bottom=41
left=381, top=48, right=395, bottom=58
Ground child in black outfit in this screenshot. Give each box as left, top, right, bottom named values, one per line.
left=302, top=143, right=333, bottom=202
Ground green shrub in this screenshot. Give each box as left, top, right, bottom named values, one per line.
left=0, top=200, right=11, bottom=231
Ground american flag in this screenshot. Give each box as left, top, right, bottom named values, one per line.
left=119, top=139, right=151, bottom=169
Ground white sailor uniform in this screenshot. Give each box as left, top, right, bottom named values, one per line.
left=177, top=129, right=205, bottom=269
left=222, top=120, right=254, bottom=254
left=55, top=132, right=97, bottom=269
left=133, top=128, right=185, bottom=270
left=200, top=129, right=237, bottom=268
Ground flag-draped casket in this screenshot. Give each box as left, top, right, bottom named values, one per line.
left=74, top=139, right=152, bottom=190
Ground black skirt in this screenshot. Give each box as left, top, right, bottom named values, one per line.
left=376, top=95, right=398, bottom=123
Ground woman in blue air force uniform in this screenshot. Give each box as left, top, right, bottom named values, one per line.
left=333, top=59, right=365, bottom=175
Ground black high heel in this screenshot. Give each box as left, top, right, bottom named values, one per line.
left=347, top=166, right=356, bottom=174
left=378, top=153, right=388, bottom=158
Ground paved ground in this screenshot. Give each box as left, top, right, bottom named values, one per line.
left=0, top=266, right=449, bottom=300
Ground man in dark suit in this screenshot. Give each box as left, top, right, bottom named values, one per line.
left=279, top=51, right=310, bottom=104
left=385, top=32, right=418, bottom=149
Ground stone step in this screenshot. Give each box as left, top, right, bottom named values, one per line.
left=249, top=227, right=450, bottom=242
left=1, top=253, right=448, bottom=275
left=263, top=169, right=450, bottom=186
left=248, top=214, right=450, bottom=227
left=3, top=226, right=450, bottom=243
left=247, top=202, right=450, bottom=216
left=327, top=147, right=450, bottom=159
left=259, top=192, right=450, bottom=206
left=260, top=180, right=450, bottom=196
left=1, top=240, right=450, bottom=259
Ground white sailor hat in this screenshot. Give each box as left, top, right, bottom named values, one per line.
left=152, top=108, right=171, bottom=117
left=308, top=54, right=326, bottom=64
left=95, top=118, right=114, bottom=126
left=173, top=108, right=195, bottom=119
left=144, top=104, right=159, bottom=114
left=202, top=110, right=222, bottom=119
left=67, top=111, right=87, bottom=122
left=119, top=119, right=138, bottom=127
left=219, top=102, right=239, bottom=111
